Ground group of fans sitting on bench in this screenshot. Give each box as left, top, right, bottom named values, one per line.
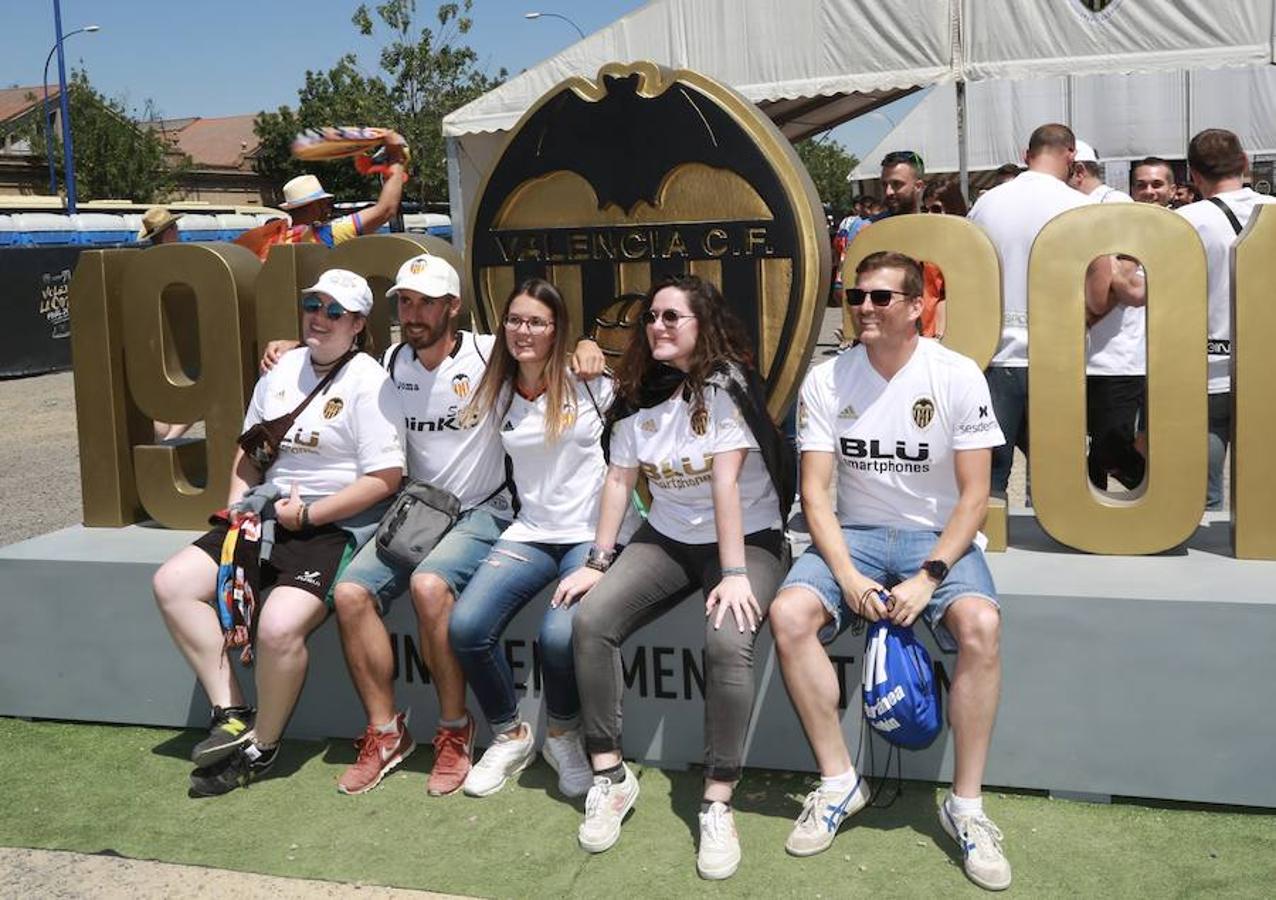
left=152, top=250, right=1010, bottom=890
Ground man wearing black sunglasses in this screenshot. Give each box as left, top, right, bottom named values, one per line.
left=846, top=151, right=947, bottom=340
left=772, top=251, right=1010, bottom=890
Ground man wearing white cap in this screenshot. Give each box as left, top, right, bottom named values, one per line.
left=1068, top=140, right=1133, bottom=205
left=279, top=138, right=407, bottom=247
left=321, top=254, right=604, bottom=797
left=1068, top=140, right=1148, bottom=491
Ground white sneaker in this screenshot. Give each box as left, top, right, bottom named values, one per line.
left=578, top=764, right=639, bottom=853
left=940, top=802, right=1013, bottom=891
left=542, top=730, right=593, bottom=798
left=696, top=801, right=741, bottom=880
left=462, top=724, right=535, bottom=797
left=784, top=776, right=870, bottom=857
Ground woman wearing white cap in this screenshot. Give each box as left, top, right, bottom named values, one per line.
left=153, top=269, right=406, bottom=796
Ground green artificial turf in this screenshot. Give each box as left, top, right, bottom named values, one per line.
left=1, top=717, right=1273, bottom=898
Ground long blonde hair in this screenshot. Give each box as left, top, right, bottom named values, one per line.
left=463, top=278, right=576, bottom=441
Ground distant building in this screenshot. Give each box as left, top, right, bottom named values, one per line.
left=0, top=85, right=269, bottom=205
left=145, top=115, right=269, bottom=205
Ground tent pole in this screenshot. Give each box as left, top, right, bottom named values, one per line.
left=957, top=79, right=970, bottom=202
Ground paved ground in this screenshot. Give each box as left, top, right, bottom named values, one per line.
left=0, top=848, right=455, bottom=899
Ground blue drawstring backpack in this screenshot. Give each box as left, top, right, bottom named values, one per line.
left=861, top=617, right=941, bottom=750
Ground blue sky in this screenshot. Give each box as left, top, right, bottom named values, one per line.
left=0, top=0, right=918, bottom=161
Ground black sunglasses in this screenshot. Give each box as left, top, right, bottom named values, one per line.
left=846, top=288, right=910, bottom=307
left=641, top=309, right=697, bottom=327
left=923, top=203, right=945, bottom=214
left=301, top=296, right=349, bottom=320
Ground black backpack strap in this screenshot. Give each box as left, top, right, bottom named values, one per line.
left=1208, top=196, right=1244, bottom=235
left=383, top=342, right=408, bottom=385
left=580, top=376, right=604, bottom=420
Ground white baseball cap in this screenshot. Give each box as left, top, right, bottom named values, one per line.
left=1073, top=139, right=1099, bottom=163
left=388, top=254, right=461, bottom=300
left=302, top=269, right=374, bottom=316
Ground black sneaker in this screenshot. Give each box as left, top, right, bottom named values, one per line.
left=191, top=705, right=255, bottom=767
left=189, top=743, right=278, bottom=797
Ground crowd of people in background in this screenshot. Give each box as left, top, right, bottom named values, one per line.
left=831, top=124, right=1255, bottom=506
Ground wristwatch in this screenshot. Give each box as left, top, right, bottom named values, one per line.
left=921, top=559, right=949, bottom=584
left=585, top=545, right=617, bottom=572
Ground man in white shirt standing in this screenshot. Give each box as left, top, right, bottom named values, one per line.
left=967, top=124, right=1093, bottom=496
left=1175, top=128, right=1276, bottom=509
left=769, top=252, right=1010, bottom=891
left=1070, top=140, right=1149, bottom=490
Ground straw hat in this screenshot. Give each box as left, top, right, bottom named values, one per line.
left=280, top=174, right=334, bottom=210
left=138, top=207, right=183, bottom=242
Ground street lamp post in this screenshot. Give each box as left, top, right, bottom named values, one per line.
left=42, top=23, right=100, bottom=200
left=523, top=11, right=586, bottom=40
left=50, top=0, right=94, bottom=213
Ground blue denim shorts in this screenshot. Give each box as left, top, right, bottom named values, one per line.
left=781, top=525, right=999, bottom=652
left=337, top=506, right=511, bottom=612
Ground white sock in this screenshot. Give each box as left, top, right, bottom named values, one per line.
left=494, top=723, right=527, bottom=742
left=439, top=715, right=468, bottom=730
left=821, top=766, right=861, bottom=793
left=946, top=791, right=983, bottom=817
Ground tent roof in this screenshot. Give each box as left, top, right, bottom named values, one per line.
left=444, top=0, right=1275, bottom=140
left=850, top=65, right=1276, bottom=180
left=444, top=0, right=954, bottom=140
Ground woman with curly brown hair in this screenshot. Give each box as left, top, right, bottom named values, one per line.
left=552, top=274, right=793, bottom=880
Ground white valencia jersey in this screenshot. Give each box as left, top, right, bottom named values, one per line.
left=1175, top=189, right=1276, bottom=394
left=967, top=170, right=1094, bottom=367
left=244, top=348, right=405, bottom=498
left=798, top=339, right=1004, bottom=539
left=611, top=384, right=781, bottom=544
left=383, top=332, right=511, bottom=515
left=499, top=375, right=639, bottom=545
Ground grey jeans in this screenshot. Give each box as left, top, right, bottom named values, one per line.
left=572, top=522, right=787, bottom=783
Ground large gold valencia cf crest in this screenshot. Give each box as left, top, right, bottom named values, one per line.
left=323, top=397, right=344, bottom=420
left=468, top=62, right=830, bottom=418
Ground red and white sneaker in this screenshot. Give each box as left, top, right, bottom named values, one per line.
left=427, top=715, right=475, bottom=796
left=337, top=711, right=416, bottom=795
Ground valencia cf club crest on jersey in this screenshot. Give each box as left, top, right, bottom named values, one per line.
left=452, top=374, right=471, bottom=398
left=468, top=62, right=830, bottom=419
left=322, top=397, right=344, bottom=420
left=912, top=397, right=936, bottom=430
left=690, top=408, right=709, bottom=437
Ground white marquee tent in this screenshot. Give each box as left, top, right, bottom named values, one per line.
left=849, top=66, right=1276, bottom=184
left=442, top=0, right=1276, bottom=243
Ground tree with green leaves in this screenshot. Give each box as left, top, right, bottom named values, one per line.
left=253, top=0, right=505, bottom=207
left=795, top=137, right=859, bottom=217
left=21, top=69, right=183, bottom=203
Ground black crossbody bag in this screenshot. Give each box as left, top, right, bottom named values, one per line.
left=373, top=338, right=512, bottom=568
